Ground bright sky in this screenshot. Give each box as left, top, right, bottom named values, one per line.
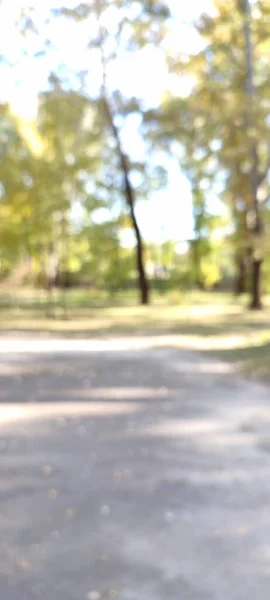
left=0, top=0, right=215, bottom=246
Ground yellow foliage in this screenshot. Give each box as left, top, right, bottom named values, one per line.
left=201, top=258, right=221, bottom=289
left=10, top=108, right=44, bottom=158
left=67, top=256, right=82, bottom=273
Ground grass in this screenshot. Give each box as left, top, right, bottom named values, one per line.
left=0, top=287, right=269, bottom=382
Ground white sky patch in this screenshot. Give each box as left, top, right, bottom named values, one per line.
left=125, top=164, right=194, bottom=247
left=92, top=207, right=112, bottom=225
left=168, top=0, right=215, bottom=20
left=108, top=45, right=168, bottom=108
left=120, top=113, right=145, bottom=161
left=120, top=179, right=194, bottom=248
left=164, top=22, right=204, bottom=56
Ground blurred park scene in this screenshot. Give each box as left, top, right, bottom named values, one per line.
left=1, top=0, right=270, bottom=380
left=1, top=1, right=270, bottom=599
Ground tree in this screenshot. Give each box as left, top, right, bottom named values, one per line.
left=156, top=0, right=270, bottom=304
left=47, top=0, right=171, bottom=304
left=240, top=0, right=263, bottom=308
left=101, top=96, right=149, bottom=304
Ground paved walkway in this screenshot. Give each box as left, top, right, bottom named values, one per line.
left=1, top=338, right=270, bottom=599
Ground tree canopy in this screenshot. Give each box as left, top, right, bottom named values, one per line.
left=0, top=0, right=269, bottom=306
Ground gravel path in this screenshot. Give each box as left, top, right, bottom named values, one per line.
left=1, top=338, right=270, bottom=599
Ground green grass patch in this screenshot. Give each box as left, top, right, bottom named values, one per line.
left=0, top=288, right=269, bottom=383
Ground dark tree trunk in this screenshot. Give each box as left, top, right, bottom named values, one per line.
left=124, top=172, right=149, bottom=305
left=235, top=255, right=246, bottom=295
left=241, top=0, right=263, bottom=310
left=102, top=98, right=149, bottom=305
left=95, top=6, right=149, bottom=305
left=122, top=166, right=149, bottom=304
left=192, top=240, right=203, bottom=290
left=249, top=258, right=262, bottom=309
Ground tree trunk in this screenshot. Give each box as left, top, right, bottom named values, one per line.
left=235, top=255, right=246, bottom=295
left=192, top=241, right=199, bottom=287
left=95, top=4, right=149, bottom=305
left=249, top=258, right=262, bottom=309
left=102, top=98, right=149, bottom=305
left=192, top=241, right=204, bottom=290
left=241, top=0, right=263, bottom=309
left=123, top=168, right=149, bottom=305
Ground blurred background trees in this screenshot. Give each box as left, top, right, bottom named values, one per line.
left=0, top=0, right=269, bottom=308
